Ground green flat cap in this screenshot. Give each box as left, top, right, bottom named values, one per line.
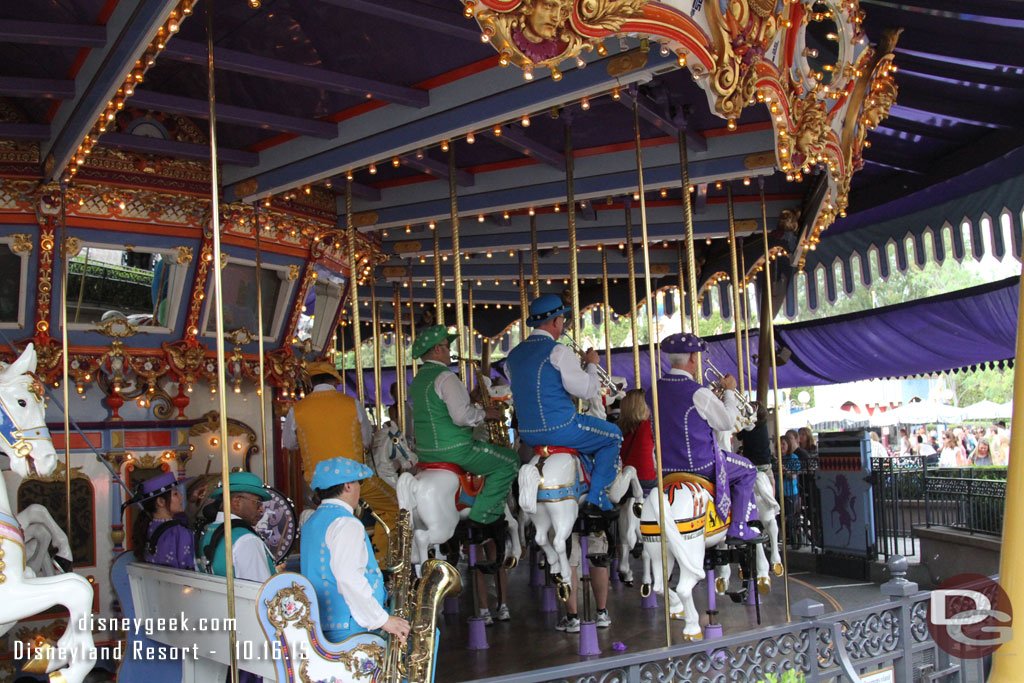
left=412, top=324, right=457, bottom=359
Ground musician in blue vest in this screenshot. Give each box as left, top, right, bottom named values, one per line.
left=301, top=457, right=410, bottom=644
left=506, top=294, right=622, bottom=516
left=653, top=332, right=764, bottom=542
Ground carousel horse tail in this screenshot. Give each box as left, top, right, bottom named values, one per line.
left=19, top=504, right=72, bottom=567
left=518, top=463, right=540, bottom=515
left=397, top=472, right=419, bottom=517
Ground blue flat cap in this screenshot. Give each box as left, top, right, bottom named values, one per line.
left=661, top=332, right=707, bottom=354
left=527, top=294, right=571, bottom=327
left=310, top=457, right=374, bottom=491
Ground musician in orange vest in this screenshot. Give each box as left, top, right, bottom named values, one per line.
left=283, top=360, right=397, bottom=552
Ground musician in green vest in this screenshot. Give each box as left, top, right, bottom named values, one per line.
left=198, top=471, right=276, bottom=582
left=410, top=325, right=519, bottom=533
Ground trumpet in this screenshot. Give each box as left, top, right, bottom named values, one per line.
left=703, top=359, right=757, bottom=423
left=561, top=335, right=620, bottom=396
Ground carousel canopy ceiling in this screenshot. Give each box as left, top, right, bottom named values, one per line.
left=1, top=0, right=1021, bottom=344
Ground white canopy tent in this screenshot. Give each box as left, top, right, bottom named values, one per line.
left=868, top=401, right=965, bottom=427
left=961, top=399, right=1012, bottom=421
left=781, top=406, right=867, bottom=432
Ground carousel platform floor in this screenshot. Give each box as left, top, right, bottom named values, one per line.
left=435, top=556, right=888, bottom=682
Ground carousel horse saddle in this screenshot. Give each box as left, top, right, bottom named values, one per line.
left=639, top=472, right=729, bottom=537
left=533, top=445, right=578, bottom=458
left=418, top=461, right=486, bottom=509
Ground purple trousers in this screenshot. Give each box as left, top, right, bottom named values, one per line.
left=687, top=450, right=760, bottom=541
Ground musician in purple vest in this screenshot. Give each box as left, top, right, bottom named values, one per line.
left=653, top=332, right=764, bottom=543
left=506, top=295, right=622, bottom=516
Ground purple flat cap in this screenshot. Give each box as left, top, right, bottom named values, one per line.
left=661, top=332, right=708, bottom=354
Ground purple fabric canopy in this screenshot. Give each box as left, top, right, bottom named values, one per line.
left=344, top=277, right=1019, bottom=402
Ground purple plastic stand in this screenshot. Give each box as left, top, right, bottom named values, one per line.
left=467, top=617, right=489, bottom=650
left=610, top=557, right=620, bottom=583
left=745, top=581, right=757, bottom=606
left=641, top=591, right=658, bottom=609
left=541, top=585, right=557, bottom=612
left=578, top=537, right=601, bottom=656
left=467, top=544, right=488, bottom=649
left=530, top=546, right=545, bottom=587
left=703, top=570, right=723, bottom=640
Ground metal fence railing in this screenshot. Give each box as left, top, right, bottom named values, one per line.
left=871, top=456, right=929, bottom=560
left=925, top=476, right=1007, bottom=535
left=471, top=556, right=985, bottom=683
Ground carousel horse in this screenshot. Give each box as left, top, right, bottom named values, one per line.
left=614, top=487, right=649, bottom=587
left=396, top=467, right=522, bottom=567
left=19, top=503, right=73, bottom=577
left=370, top=420, right=418, bottom=490
left=518, top=449, right=643, bottom=599
left=716, top=470, right=784, bottom=593
left=0, top=343, right=96, bottom=682
left=639, top=471, right=769, bottom=640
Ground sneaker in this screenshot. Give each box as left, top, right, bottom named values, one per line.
left=496, top=604, right=510, bottom=621
left=556, top=615, right=581, bottom=633
left=478, top=609, right=493, bottom=626
left=595, top=609, right=611, bottom=629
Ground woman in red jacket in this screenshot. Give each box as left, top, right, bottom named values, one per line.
left=617, top=389, right=656, bottom=490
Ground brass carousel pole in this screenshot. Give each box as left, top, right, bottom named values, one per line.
left=407, top=262, right=417, bottom=377
left=467, top=282, right=475, bottom=391
left=727, top=185, right=745, bottom=395
left=393, top=283, right=405, bottom=431
left=760, top=178, right=790, bottom=621
left=206, top=3, right=239, bottom=678
left=369, top=245, right=382, bottom=427
left=448, top=147, right=465, bottom=382
left=678, top=131, right=701, bottom=379
left=518, top=252, right=528, bottom=341
left=345, top=180, right=365, bottom=405
left=740, top=240, right=754, bottom=396
left=602, top=250, right=612, bottom=376
left=565, top=122, right=580, bottom=350
left=624, top=200, right=641, bottom=388
left=530, top=214, right=540, bottom=298
left=676, top=242, right=686, bottom=334
left=339, top=319, right=346, bottom=394
left=253, top=203, right=269, bottom=481
left=433, top=219, right=444, bottom=327
left=58, top=183, right=72, bottom=552
left=633, top=99, right=673, bottom=648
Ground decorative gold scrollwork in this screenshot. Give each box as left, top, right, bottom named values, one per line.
left=9, top=234, right=32, bottom=255
left=176, top=246, right=193, bottom=264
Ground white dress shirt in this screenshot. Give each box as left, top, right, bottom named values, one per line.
left=320, top=499, right=389, bottom=630
left=211, top=512, right=273, bottom=583
left=282, top=384, right=373, bottom=451
left=530, top=330, right=601, bottom=401
left=666, top=367, right=740, bottom=432
left=423, top=360, right=485, bottom=427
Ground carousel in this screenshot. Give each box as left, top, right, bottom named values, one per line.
left=0, top=0, right=976, bottom=681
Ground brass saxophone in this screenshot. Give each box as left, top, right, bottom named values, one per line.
left=463, top=342, right=511, bottom=448
left=375, top=509, right=462, bottom=683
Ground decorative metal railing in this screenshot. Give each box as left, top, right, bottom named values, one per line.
left=924, top=476, right=1007, bottom=536
left=471, top=557, right=985, bottom=683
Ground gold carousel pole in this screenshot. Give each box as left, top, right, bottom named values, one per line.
left=740, top=241, right=754, bottom=396
left=253, top=203, right=268, bottom=482
left=345, top=180, right=365, bottom=406
left=393, top=283, right=405, bottom=431
left=565, top=122, right=580, bottom=350
left=602, top=249, right=612, bottom=376
left=624, top=200, right=641, bottom=388
left=760, top=178, right=790, bottom=622
left=678, top=131, right=702, bottom=380
left=634, top=99, right=672, bottom=648
left=727, top=185, right=745, bottom=395
left=448, top=147, right=465, bottom=382
left=530, top=214, right=540, bottom=298
left=518, top=251, right=528, bottom=341
left=989, top=223, right=1024, bottom=681
left=433, top=219, right=444, bottom=327
left=58, top=183, right=72, bottom=551
left=676, top=242, right=686, bottom=335
left=206, top=3, right=239, bottom=678
left=369, top=245, right=382, bottom=427
left=467, top=282, right=475, bottom=391
left=339, top=319, right=346, bottom=395
left=407, top=262, right=417, bottom=377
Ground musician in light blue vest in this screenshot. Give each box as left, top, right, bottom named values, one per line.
left=300, top=457, right=410, bottom=644
left=506, top=294, right=622, bottom=516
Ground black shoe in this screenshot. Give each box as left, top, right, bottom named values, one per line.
left=726, top=531, right=769, bottom=546
left=580, top=502, right=617, bottom=519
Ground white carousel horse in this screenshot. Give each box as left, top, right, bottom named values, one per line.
left=518, top=450, right=643, bottom=597
left=396, top=466, right=521, bottom=567
left=0, top=343, right=96, bottom=682
left=19, top=503, right=73, bottom=577
left=640, top=472, right=771, bottom=640
left=370, top=420, right=418, bottom=490
left=717, top=470, right=783, bottom=593
left=614, top=487, right=650, bottom=587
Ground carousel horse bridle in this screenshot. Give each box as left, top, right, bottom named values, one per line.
left=0, top=378, right=51, bottom=477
